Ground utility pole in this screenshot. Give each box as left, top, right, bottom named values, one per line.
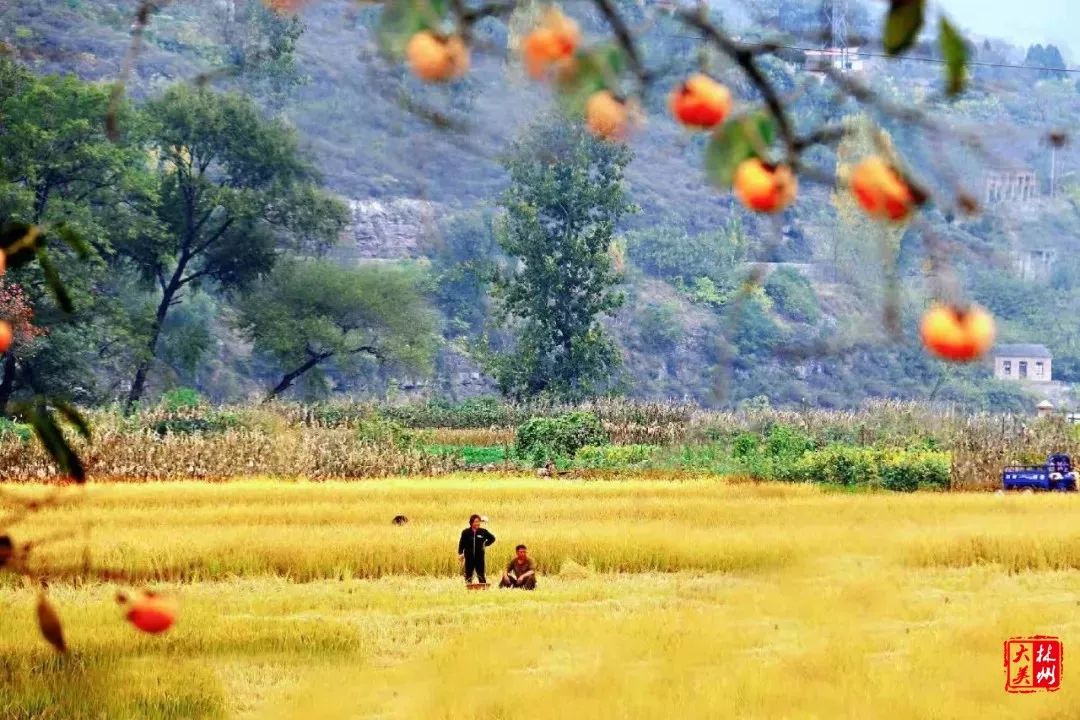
left=826, top=0, right=849, bottom=71
left=1050, top=145, right=1057, bottom=199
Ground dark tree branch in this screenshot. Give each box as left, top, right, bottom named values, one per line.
left=459, top=0, right=517, bottom=26
left=346, top=344, right=384, bottom=361
left=264, top=349, right=334, bottom=402
left=593, top=0, right=652, bottom=87
left=177, top=268, right=211, bottom=288
left=793, top=123, right=850, bottom=153
left=188, top=217, right=235, bottom=259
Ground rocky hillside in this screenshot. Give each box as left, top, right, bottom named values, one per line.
left=5, top=0, right=1080, bottom=411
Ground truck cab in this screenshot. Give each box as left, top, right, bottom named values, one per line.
left=1002, top=453, right=1078, bottom=492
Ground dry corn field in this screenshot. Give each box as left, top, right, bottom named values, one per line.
left=3, top=475, right=1080, bottom=719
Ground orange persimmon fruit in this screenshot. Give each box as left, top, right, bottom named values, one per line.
left=522, top=7, right=580, bottom=80
left=920, top=303, right=995, bottom=362
left=669, top=74, right=732, bottom=129
left=406, top=31, right=470, bottom=83
left=734, top=158, right=797, bottom=213
left=850, top=156, right=918, bottom=221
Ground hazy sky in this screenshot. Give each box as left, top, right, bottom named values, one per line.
left=934, top=0, right=1076, bottom=60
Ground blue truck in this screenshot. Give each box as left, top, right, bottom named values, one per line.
left=1002, top=454, right=1078, bottom=492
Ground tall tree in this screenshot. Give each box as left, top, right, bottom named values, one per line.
left=237, top=258, right=439, bottom=400
left=489, top=118, right=635, bottom=400
left=120, top=86, right=347, bottom=412
left=0, top=60, right=153, bottom=406
left=1025, top=44, right=1068, bottom=79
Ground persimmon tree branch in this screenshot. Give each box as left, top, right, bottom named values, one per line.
left=674, top=8, right=797, bottom=163
left=593, top=0, right=652, bottom=88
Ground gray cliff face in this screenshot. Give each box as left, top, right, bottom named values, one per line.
left=335, top=198, right=442, bottom=262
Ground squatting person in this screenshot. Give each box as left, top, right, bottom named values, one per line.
left=499, top=544, right=536, bottom=590
left=458, top=514, right=496, bottom=584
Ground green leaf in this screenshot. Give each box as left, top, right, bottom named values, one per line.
left=53, top=399, right=91, bottom=441
left=939, top=18, right=968, bottom=96
left=378, top=0, right=449, bottom=58
left=554, top=45, right=628, bottom=117
left=883, top=0, right=925, bottom=56
left=705, top=113, right=777, bottom=189
left=36, top=249, right=74, bottom=314
left=17, top=401, right=85, bottom=483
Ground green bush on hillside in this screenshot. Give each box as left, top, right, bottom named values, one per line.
left=575, top=444, right=656, bottom=468
left=515, top=411, right=607, bottom=466
left=161, top=387, right=203, bottom=412
left=764, top=268, right=821, bottom=323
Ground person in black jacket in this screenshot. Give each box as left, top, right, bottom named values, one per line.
left=458, top=514, right=496, bottom=584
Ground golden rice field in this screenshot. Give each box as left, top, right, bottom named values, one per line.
left=2, top=475, right=1080, bottom=719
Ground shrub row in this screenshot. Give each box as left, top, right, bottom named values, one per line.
left=515, top=411, right=608, bottom=466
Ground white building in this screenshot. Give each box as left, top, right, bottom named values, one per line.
left=993, top=344, right=1052, bottom=383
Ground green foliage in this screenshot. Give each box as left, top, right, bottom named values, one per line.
left=763, top=268, right=820, bottom=323
left=939, top=18, right=968, bottom=96
left=727, top=424, right=816, bottom=480
left=883, top=0, right=925, bottom=56
left=879, top=451, right=951, bottom=491
left=790, top=445, right=876, bottom=486
left=237, top=257, right=439, bottom=400
left=158, top=293, right=216, bottom=380
left=637, top=302, right=683, bottom=354
left=683, top=276, right=728, bottom=308
left=121, top=85, right=348, bottom=408
left=705, top=112, right=777, bottom=188
left=356, top=417, right=419, bottom=449
left=427, top=211, right=499, bottom=337
left=789, top=447, right=950, bottom=491
left=731, top=293, right=785, bottom=359
left=765, top=424, right=815, bottom=460
left=217, top=0, right=306, bottom=104
left=626, top=222, right=747, bottom=289
left=712, top=423, right=946, bottom=491
left=732, top=432, right=760, bottom=459
left=574, top=444, right=656, bottom=468
left=425, top=444, right=506, bottom=466
left=969, top=269, right=1050, bottom=323
left=0, top=59, right=151, bottom=404
left=0, top=417, right=33, bottom=444
left=514, top=411, right=608, bottom=466
left=160, top=388, right=203, bottom=412
left=490, top=118, right=635, bottom=400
